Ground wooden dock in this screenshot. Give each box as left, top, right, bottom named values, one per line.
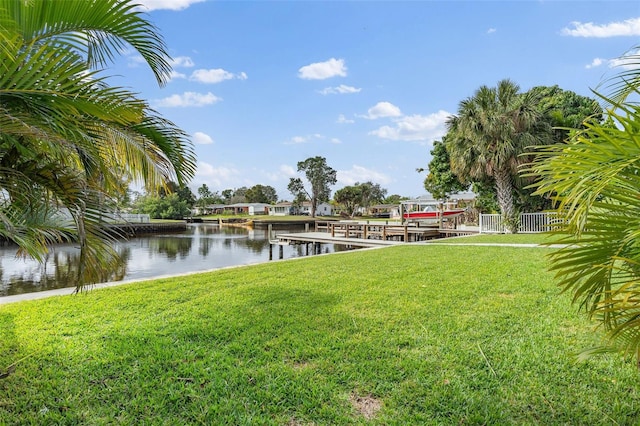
left=270, top=221, right=471, bottom=248
left=104, top=222, right=187, bottom=237
left=274, top=232, right=401, bottom=248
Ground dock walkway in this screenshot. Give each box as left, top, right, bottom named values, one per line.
left=274, top=232, right=401, bottom=248
left=271, top=220, right=474, bottom=247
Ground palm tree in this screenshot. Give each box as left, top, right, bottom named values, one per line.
left=530, top=45, right=640, bottom=364
left=446, top=79, right=550, bottom=232
left=0, top=0, right=196, bottom=289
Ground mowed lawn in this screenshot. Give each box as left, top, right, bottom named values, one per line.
left=1, top=240, right=639, bottom=424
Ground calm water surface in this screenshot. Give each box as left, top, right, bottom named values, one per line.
left=0, top=224, right=347, bottom=296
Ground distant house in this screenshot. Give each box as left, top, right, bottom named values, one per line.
left=192, top=204, right=225, bottom=216
left=224, top=203, right=271, bottom=215
left=268, top=201, right=332, bottom=216
left=369, top=204, right=401, bottom=219
left=269, top=202, right=295, bottom=216
left=449, top=190, right=477, bottom=204
left=415, top=191, right=477, bottom=204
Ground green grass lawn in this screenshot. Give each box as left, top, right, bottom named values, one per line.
left=433, top=232, right=564, bottom=245
left=1, top=240, right=639, bottom=424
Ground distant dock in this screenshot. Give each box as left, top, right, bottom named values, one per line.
left=274, top=232, right=401, bottom=248
left=105, top=222, right=187, bottom=237
left=270, top=220, right=477, bottom=249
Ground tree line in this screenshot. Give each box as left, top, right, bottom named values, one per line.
left=129, top=166, right=405, bottom=219
left=131, top=183, right=280, bottom=220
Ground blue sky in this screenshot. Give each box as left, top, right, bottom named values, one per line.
left=113, top=0, right=640, bottom=200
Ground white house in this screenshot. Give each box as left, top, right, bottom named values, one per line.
left=269, top=201, right=332, bottom=216
left=192, top=204, right=226, bottom=216
left=224, top=203, right=271, bottom=215
left=368, top=204, right=401, bottom=219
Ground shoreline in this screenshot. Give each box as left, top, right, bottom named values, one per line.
left=0, top=244, right=384, bottom=305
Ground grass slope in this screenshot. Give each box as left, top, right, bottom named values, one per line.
left=431, top=233, right=563, bottom=245
left=1, top=243, right=639, bottom=424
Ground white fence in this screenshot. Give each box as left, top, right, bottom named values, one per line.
left=479, top=212, right=560, bottom=234
left=110, top=213, right=150, bottom=223
left=55, top=209, right=150, bottom=224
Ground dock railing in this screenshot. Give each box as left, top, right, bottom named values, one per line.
left=319, top=221, right=445, bottom=242
left=315, top=221, right=332, bottom=232
left=479, top=212, right=561, bottom=233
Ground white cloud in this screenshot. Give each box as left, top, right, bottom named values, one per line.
left=330, top=138, right=342, bottom=144
left=338, top=165, right=392, bottom=186
left=562, top=17, right=640, bottom=38
left=127, top=55, right=146, bottom=68
left=129, top=52, right=195, bottom=71
left=171, top=56, right=195, bottom=68
left=155, top=92, right=222, bottom=107
left=289, top=136, right=308, bottom=144
left=337, top=114, right=355, bottom=124
left=318, top=84, right=362, bottom=95
left=168, top=70, right=187, bottom=80
left=585, top=58, right=604, bottom=69
left=193, top=161, right=242, bottom=188
left=279, top=165, right=297, bottom=177
left=192, top=131, right=214, bottom=145
left=361, top=101, right=402, bottom=120
left=487, top=28, right=496, bottom=34
left=608, top=50, right=640, bottom=70
left=264, top=165, right=298, bottom=188
left=142, top=56, right=194, bottom=81
left=284, top=134, right=324, bottom=145
left=298, top=58, right=347, bottom=80
left=135, top=0, right=206, bottom=11
left=369, top=110, right=450, bottom=142
left=190, top=68, right=248, bottom=84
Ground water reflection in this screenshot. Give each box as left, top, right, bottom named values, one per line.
left=0, top=224, right=348, bottom=297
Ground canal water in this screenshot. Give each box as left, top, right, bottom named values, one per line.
left=0, top=223, right=348, bottom=297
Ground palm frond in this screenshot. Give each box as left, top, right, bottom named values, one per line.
left=530, top=97, right=640, bottom=362
left=597, top=46, right=640, bottom=105
left=0, top=0, right=191, bottom=291
left=1, top=0, right=172, bottom=85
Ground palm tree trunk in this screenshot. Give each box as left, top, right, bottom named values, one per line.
left=495, top=168, right=518, bottom=233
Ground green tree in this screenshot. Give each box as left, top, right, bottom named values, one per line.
left=334, top=185, right=363, bottom=217
left=518, top=86, right=602, bottom=212
left=384, top=194, right=408, bottom=205
left=0, top=0, right=195, bottom=289
left=446, top=79, right=551, bottom=232
left=197, top=184, right=213, bottom=206
left=135, top=193, right=191, bottom=220
left=288, top=156, right=337, bottom=217
left=334, top=182, right=387, bottom=217
left=195, top=184, right=223, bottom=212
left=160, top=182, right=195, bottom=207
left=423, top=138, right=467, bottom=201
left=221, top=189, right=234, bottom=203
left=230, top=187, right=248, bottom=204
left=529, top=85, right=603, bottom=140
left=530, top=45, right=640, bottom=364
left=356, top=181, right=387, bottom=214
left=429, top=86, right=600, bottom=215
left=246, top=184, right=278, bottom=204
